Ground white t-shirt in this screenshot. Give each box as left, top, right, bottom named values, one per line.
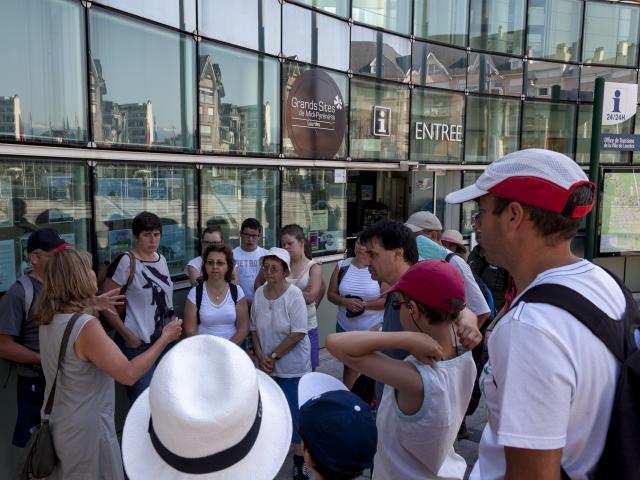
left=374, top=352, right=475, bottom=480
left=447, top=252, right=490, bottom=317
left=471, top=260, right=625, bottom=480
left=186, top=255, right=202, bottom=276
left=187, top=284, right=245, bottom=340
left=250, top=284, right=311, bottom=378
left=336, top=259, right=383, bottom=331
left=233, top=246, right=268, bottom=302
left=111, top=253, right=173, bottom=344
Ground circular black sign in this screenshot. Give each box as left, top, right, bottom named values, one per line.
left=285, top=69, right=347, bottom=159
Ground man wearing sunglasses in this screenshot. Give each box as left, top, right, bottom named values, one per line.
left=446, top=149, right=630, bottom=480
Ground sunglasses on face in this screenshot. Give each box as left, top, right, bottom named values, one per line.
left=392, top=300, right=411, bottom=310
left=205, top=260, right=227, bottom=267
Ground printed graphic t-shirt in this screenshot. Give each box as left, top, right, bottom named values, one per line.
left=110, top=253, right=173, bottom=344
left=233, top=246, right=267, bottom=302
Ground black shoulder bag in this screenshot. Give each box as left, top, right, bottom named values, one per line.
left=20, top=312, right=82, bottom=479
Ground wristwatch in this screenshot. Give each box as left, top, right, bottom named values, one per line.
left=270, top=351, right=280, bottom=361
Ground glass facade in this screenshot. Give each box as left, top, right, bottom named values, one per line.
left=0, top=159, right=90, bottom=292
left=198, top=42, right=279, bottom=155
left=90, top=8, right=195, bottom=151
left=0, top=0, right=87, bottom=145
left=2, top=0, right=640, bottom=280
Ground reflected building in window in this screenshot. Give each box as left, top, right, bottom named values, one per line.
left=350, top=41, right=412, bottom=83
left=0, top=95, right=22, bottom=140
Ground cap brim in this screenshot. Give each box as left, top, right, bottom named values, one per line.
left=445, top=184, right=487, bottom=204
left=298, top=372, right=348, bottom=408
left=404, top=223, right=423, bottom=232
left=122, top=370, right=292, bottom=480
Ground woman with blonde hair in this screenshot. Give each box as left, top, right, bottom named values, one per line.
left=36, top=249, right=182, bottom=479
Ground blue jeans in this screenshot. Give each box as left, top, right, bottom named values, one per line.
left=13, top=375, right=45, bottom=447
left=272, top=376, right=302, bottom=445
left=115, top=336, right=157, bottom=404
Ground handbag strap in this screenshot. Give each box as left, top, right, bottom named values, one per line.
left=42, top=312, right=83, bottom=417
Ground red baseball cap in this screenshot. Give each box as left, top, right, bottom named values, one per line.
left=387, top=260, right=465, bottom=313
left=445, top=149, right=594, bottom=218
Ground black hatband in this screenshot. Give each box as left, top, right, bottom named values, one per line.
left=148, top=395, right=262, bottom=474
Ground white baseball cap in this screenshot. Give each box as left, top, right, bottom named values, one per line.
left=445, top=149, right=594, bottom=218
left=260, top=247, right=291, bottom=273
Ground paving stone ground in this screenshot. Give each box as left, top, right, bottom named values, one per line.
left=274, top=349, right=486, bottom=480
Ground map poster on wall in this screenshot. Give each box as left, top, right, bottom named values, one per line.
left=599, top=170, right=640, bottom=254
left=0, top=240, right=16, bottom=292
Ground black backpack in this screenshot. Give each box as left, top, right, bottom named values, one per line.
left=195, top=282, right=238, bottom=324
left=511, top=272, right=640, bottom=480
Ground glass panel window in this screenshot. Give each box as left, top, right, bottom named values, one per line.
left=414, top=0, right=468, bottom=47
left=283, top=62, right=348, bottom=159
left=411, top=42, right=467, bottom=91
left=527, top=0, right=582, bottom=62
left=0, top=0, right=86, bottom=145
left=283, top=4, right=350, bottom=71
left=94, top=0, right=196, bottom=31
left=198, top=0, right=281, bottom=55
left=290, top=0, right=349, bottom=19
left=282, top=168, right=346, bottom=256
left=351, top=26, right=412, bottom=83
left=0, top=159, right=90, bottom=292
left=94, top=163, right=197, bottom=276
left=580, top=66, right=638, bottom=102
left=521, top=100, right=577, bottom=157
left=89, top=8, right=196, bottom=151
left=468, top=53, right=524, bottom=96
left=352, top=0, right=412, bottom=35
left=199, top=42, right=279, bottom=155
left=350, top=78, right=410, bottom=161
left=201, top=167, right=279, bottom=249
left=525, top=61, right=579, bottom=100
left=469, top=0, right=526, bottom=55
left=410, top=89, right=465, bottom=164
left=577, top=104, right=632, bottom=165
left=461, top=171, right=482, bottom=237
left=465, top=95, right=520, bottom=164
left=583, top=2, right=640, bottom=67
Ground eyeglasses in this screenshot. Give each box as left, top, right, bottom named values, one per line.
left=262, top=264, right=281, bottom=273
left=392, top=300, right=410, bottom=310
left=205, top=260, right=227, bottom=267
left=241, top=233, right=260, bottom=240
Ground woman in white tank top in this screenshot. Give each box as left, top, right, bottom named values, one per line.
left=281, top=224, right=324, bottom=371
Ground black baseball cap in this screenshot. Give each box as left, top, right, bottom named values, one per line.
left=298, top=373, right=377, bottom=476
left=27, top=228, right=73, bottom=253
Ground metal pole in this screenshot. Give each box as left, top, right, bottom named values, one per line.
left=585, top=76, right=605, bottom=261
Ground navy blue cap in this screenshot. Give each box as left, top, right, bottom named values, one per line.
left=299, top=390, right=377, bottom=475
left=27, top=228, right=72, bottom=253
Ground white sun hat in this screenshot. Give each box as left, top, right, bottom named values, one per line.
left=298, top=371, right=348, bottom=408
left=260, top=246, right=291, bottom=273
left=445, top=149, right=594, bottom=218
left=122, top=335, right=292, bottom=479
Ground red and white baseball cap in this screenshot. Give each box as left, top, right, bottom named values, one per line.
left=386, top=260, right=465, bottom=313
left=445, top=149, right=595, bottom=218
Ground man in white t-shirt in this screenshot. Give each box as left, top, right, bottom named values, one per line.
left=446, top=149, right=625, bottom=480
left=233, top=218, right=267, bottom=306
left=405, top=211, right=491, bottom=326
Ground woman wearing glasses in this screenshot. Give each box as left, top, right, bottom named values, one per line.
left=250, top=247, right=311, bottom=480
left=183, top=244, right=249, bottom=345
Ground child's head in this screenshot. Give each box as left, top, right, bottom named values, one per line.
left=298, top=373, right=377, bottom=480
left=388, top=260, right=465, bottom=331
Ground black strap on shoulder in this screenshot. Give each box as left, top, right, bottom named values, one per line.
left=445, top=252, right=455, bottom=263
left=230, top=283, right=238, bottom=305
left=43, top=312, right=82, bottom=417
left=196, top=283, right=203, bottom=325
left=515, top=283, right=626, bottom=363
